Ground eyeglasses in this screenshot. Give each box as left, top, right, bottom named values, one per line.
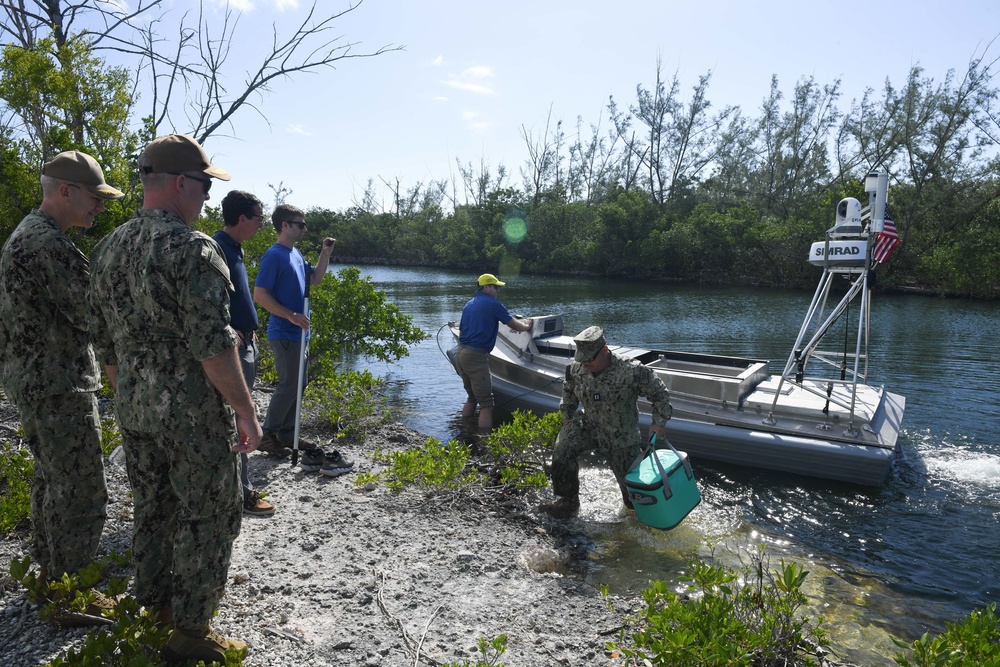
left=287, top=220, right=306, bottom=228
left=171, top=172, right=212, bottom=194
left=67, top=183, right=102, bottom=206
left=248, top=213, right=266, bottom=224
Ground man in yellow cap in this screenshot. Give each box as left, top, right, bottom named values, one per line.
left=455, top=273, right=532, bottom=429
left=88, top=134, right=261, bottom=663
left=0, top=150, right=124, bottom=623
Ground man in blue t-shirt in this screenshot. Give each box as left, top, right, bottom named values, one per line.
left=215, top=190, right=275, bottom=516
left=456, top=273, right=532, bottom=429
left=252, top=204, right=335, bottom=452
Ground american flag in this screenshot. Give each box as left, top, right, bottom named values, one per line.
left=873, top=213, right=900, bottom=264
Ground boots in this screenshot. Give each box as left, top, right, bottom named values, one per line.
left=162, top=626, right=247, bottom=663
left=539, top=495, right=580, bottom=519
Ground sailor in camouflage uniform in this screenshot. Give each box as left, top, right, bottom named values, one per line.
left=88, top=135, right=262, bottom=663
left=542, top=326, right=672, bottom=518
left=0, top=151, right=123, bottom=608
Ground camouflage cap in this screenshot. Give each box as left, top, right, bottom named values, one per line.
left=478, top=273, right=506, bottom=287
left=574, top=325, right=606, bottom=362
left=42, top=150, right=124, bottom=199
left=139, top=134, right=231, bottom=181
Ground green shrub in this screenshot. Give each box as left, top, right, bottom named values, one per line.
left=362, top=409, right=557, bottom=496
left=10, top=554, right=243, bottom=666
left=606, top=547, right=829, bottom=667
left=893, top=603, right=1000, bottom=667
left=0, top=441, right=32, bottom=534
left=305, top=368, right=389, bottom=441
left=443, top=634, right=508, bottom=666
left=373, top=438, right=485, bottom=491
left=100, top=417, right=121, bottom=456
left=481, top=410, right=560, bottom=491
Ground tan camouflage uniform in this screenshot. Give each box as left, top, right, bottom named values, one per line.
left=88, top=209, right=241, bottom=634
left=553, top=354, right=672, bottom=502
left=0, top=209, right=107, bottom=577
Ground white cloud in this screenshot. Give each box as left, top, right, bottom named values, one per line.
left=271, top=0, right=299, bottom=10
left=461, top=110, right=488, bottom=131
left=431, top=55, right=444, bottom=67
left=286, top=124, right=312, bottom=136
left=443, top=80, right=495, bottom=95
left=226, top=0, right=254, bottom=10
left=463, top=65, right=494, bottom=79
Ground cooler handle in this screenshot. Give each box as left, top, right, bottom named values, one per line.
left=648, top=432, right=694, bottom=481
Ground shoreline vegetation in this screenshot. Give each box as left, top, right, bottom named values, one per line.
left=2, top=387, right=998, bottom=667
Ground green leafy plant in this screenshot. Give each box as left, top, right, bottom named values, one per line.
left=363, top=410, right=558, bottom=496
left=100, top=417, right=122, bottom=456
left=606, top=547, right=830, bottom=667
left=307, top=266, right=427, bottom=376
left=892, top=603, right=1000, bottom=667
left=305, top=368, right=389, bottom=441
left=481, top=410, right=560, bottom=491
left=10, top=554, right=244, bottom=666
left=443, top=634, right=509, bottom=667
left=374, top=438, right=485, bottom=492
left=0, top=440, right=33, bottom=533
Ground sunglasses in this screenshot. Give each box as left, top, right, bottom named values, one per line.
left=66, top=183, right=102, bottom=205
left=171, top=172, right=212, bottom=194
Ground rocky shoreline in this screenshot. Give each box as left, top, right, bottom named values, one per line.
left=0, top=392, right=635, bottom=667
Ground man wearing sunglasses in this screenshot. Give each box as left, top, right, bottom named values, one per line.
left=252, top=204, right=336, bottom=456
left=0, top=150, right=124, bottom=623
left=89, top=134, right=261, bottom=663
left=215, top=190, right=275, bottom=517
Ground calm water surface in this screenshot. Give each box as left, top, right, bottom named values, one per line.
left=343, top=264, right=999, bottom=665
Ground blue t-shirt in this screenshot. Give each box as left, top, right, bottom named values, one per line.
left=212, top=230, right=258, bottom=333
left=458, top=290, right=513, bottom=351
left=254, top=243, right=313, bottom=341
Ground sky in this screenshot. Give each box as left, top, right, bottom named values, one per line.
left=164, top=0, right=1000, bottom=213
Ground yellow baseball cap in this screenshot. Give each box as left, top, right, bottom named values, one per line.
left=478, top=273, right=505, bottom=287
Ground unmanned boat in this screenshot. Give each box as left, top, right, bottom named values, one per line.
left=450, top=171, right=906, bottom=486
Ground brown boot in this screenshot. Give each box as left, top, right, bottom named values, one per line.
left=539, top=495, right=580, bottom=519
left=162, top=626, right=247, bottom=663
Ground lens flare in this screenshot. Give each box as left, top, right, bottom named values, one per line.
left=503, top=215, right=527, bottom=244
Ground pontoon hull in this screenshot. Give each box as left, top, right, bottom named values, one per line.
left=456, top=315, right=905, bottom=487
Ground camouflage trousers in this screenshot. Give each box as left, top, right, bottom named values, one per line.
left=550, top=416, right=642, bottom=503
left=120, top=426, right=241, bottom=633
left=19, top=392, right=107, bottom=577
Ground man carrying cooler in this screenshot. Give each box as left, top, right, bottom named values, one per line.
left=541, top=325, right=672, bottom=518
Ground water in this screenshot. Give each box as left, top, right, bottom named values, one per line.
left=345, top=264, right=999, bottom=664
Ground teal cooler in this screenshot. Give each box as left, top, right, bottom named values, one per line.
left=625, top=445, right=701, bottom=530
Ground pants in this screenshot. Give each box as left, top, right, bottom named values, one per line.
left=456, top=345, right=494, bottom=408
left=238, top=336, right=258, bottom=502
left=263, top=338, right=308, bottom=444
left=20, top=392, right=107, bottom=577
left=121, top=426, right=241, bottom=633
left=550, top=416, right=642, bottom=504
